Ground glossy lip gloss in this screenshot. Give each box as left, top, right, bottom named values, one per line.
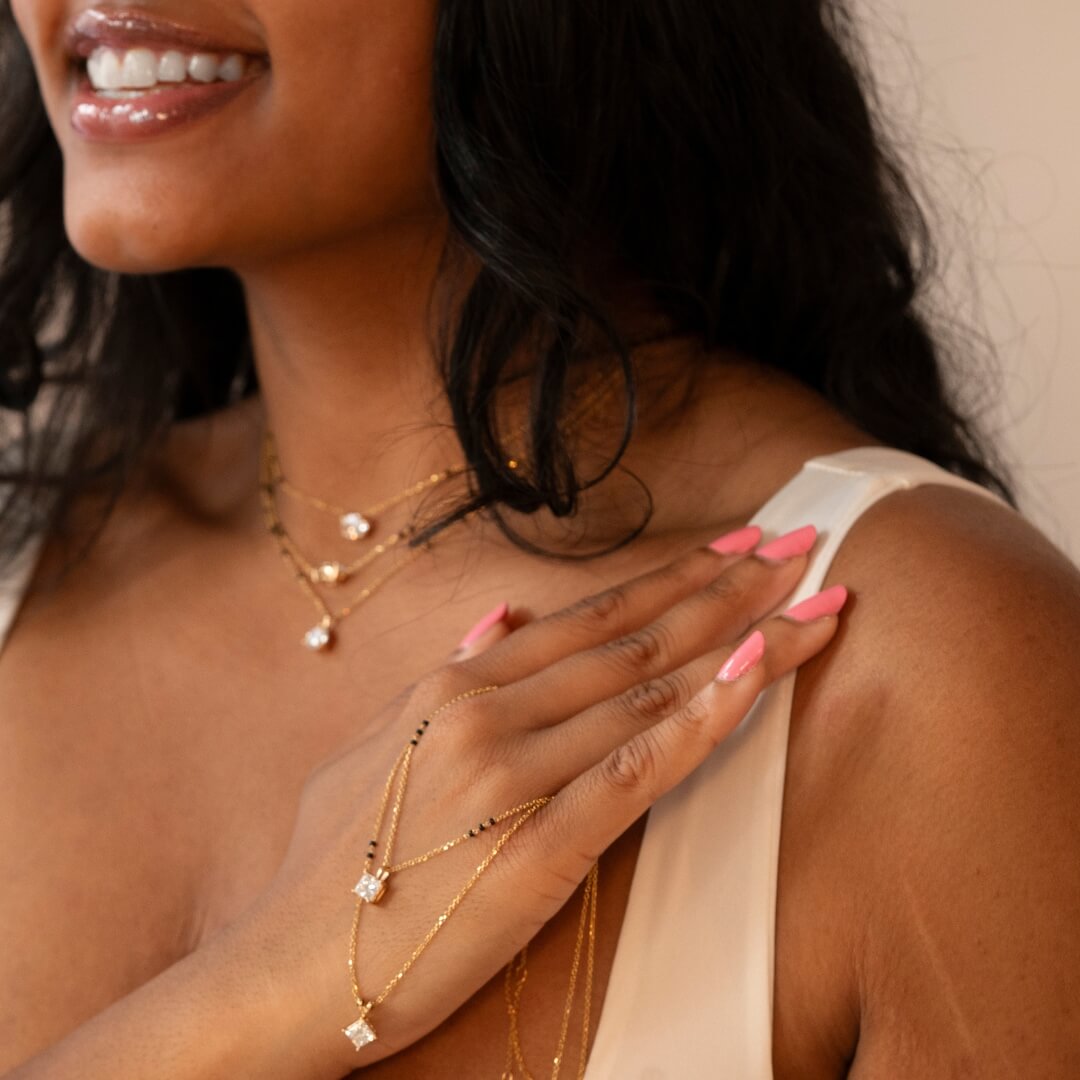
left=65, top=8, right=270, bottom=143
left=70, top=67, right=266, bottom=142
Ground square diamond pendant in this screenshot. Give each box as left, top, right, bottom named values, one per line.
left=343, top=1015, right=377, bottom=1050
left=353, top=869, right=389, bottom=904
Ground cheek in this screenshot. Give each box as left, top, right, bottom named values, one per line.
left=58, top=0, right=440, bottom=273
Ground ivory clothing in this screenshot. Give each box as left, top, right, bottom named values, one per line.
left=0, top=447, right=1006, bottom=1078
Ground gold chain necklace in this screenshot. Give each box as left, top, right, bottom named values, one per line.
left=265, top=428, right=467, bottom=543
left=258, top=432, right=468, bottom=651
left=260, top=367, right=623, bottom=650
left=502, top=863, right=599, bottom=1080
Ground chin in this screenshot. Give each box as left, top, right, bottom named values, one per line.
left=62, top=170, right=234, bottom=273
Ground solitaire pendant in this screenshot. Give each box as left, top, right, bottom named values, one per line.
left=314, top=561, right=345, bottom=584
left=303, top=619, right=334, bottom=653
left=341, top=512, right=373, bottom=542
left=344, top=1008, right=377, bottom=1050
left=354, top=867, right=390, bottom=904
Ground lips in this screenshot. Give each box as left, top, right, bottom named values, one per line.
left=64, top=6, right=268, bottom=61
left=63, top=6, right=270, bottom=142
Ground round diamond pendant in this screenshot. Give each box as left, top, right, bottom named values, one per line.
left=340, top=512, right=372, bottom=542
left=303, top=623, right=333, bottom=652
left=316, top=561, right=344, bottom=584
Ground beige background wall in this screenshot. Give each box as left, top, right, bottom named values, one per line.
left=856, top=0, right=1080, bottom=557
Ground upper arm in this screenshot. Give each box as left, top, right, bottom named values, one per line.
left=789, top=484, right=1080, bottom=1077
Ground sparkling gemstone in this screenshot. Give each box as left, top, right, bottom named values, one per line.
left=353, top=869, right=388, bottom=904
left=303, top=624, right=332, bottom=651
left=343, top=1015, right=377, bottom=1050
left=317, top=561, right=343, bottom=583
left=340, top=512, right=372, bottom=541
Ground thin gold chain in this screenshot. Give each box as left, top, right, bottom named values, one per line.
left=387, top=797, right=552, bottom=874
left=502, top=862, right=599, bottom=1080
left=264, top=512, right=432, bottom=627
left=355, top=687, right=500, bottom=895
left=348, top=800, right=550, bottom=1015
left=264, top=427, right=467, bottom=520
left=378, top=685, right=500, bottom=874
left=262, top=430, right=465, bottom=586
left=257, top=427, right=477, bottom=651
left=503, top=949, right=531, bottom=1079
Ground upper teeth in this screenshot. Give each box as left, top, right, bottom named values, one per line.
left=86, top=47, right=249, bottom=91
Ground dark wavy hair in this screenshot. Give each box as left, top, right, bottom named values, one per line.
left=0, top=0, right=1013, bottom=580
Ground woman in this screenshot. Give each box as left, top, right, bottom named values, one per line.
left=0, top=1, right=1077, bottom=1077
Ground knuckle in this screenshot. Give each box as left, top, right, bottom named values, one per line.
left=566, top=585, right=629, bottom=635
left=669, top=693, right=712, bottom=743
left=430, top=696, right=496, bottom=753
left=624, top=672, right=687, bottom=721
left=601, top=736, right=661, bottom=798
left=411, top=667, right=468, bottom=713
left=603, top=625, right=669, bottom=674
left=702, top=570, right=741, bottom=605
left=666, top=550, right=715, bottom=588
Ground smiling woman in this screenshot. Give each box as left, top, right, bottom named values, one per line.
left=0, top=1, right=1078, bottom=1079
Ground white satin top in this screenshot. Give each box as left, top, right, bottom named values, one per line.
left=583, top=446, right=1005, bottom=1078
left=0, top=446, right=1006, bottom=1078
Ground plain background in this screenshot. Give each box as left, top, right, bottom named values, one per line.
left=855, top=0, right=1080, bottom=557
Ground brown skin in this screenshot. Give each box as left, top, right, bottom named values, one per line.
left=4, top=0, right=1080, bottom=1075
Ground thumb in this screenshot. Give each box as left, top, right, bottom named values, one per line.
left=451, top=601, right=512, bottom=661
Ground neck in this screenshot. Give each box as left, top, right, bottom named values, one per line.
left=239, top=214, right=466, bottom=508
left=222, top=223, right=868, bottom=559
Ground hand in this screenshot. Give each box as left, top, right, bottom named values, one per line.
left=241, top=528, right=845, bottom=1074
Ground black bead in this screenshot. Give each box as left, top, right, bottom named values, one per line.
left=410, top=738, right=418, bottom=746
left=468, top=830, right=476, bottom=837
left=489, top=818, right=496, bottom=826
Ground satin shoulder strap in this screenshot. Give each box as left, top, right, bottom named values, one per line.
left=583, top=446, right=1007, bottom=1079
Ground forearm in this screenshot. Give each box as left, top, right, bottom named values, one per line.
left=4, top=914, right=342, bottom=1080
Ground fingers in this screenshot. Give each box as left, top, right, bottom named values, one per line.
left=492, top=542, right=816, bottom=728
left=529, top=585, right=849, bottom=777
left=452, top=526, right=772, bottom=688
left=511, top=594, right=846, bottom=893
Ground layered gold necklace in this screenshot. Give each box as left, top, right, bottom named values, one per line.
left=258, top=429, right=468, bottom=651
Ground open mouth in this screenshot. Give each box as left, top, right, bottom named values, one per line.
left=65, top=7, right=271, bottom=140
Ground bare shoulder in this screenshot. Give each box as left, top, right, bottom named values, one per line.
left=777, top=480, right=1080, bottom=1077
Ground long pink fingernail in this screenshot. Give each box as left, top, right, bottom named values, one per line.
left=458, top=602, right=510, bottom=649
left=709, top=525, right=762, bottom=556
left=715, top=631, right=766, bottom=683
left=783, top=585, right=849, bottom=623
left=756, top=525, right=818, bottom=562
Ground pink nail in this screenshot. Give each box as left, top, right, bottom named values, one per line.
left=756, top=525, right=818, bottom=562
left=458, top=602, right=510, bottom=649
left=783, top=585, right=849, bottom=623
left=715, top=630, right=766, bottom=683
left=709, top=525, right=762, bottom=556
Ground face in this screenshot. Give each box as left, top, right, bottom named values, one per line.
left=10, top=0, right=441, bottom=273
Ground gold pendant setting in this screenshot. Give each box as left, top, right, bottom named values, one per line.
left=353, top=868, right=389, bottom=904
left=343, top=1009, right=377, bottom=1050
